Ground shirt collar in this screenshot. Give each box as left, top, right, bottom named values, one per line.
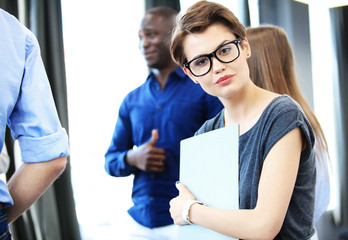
left=172, top=67, right=186, bottom=78
left=146, top=67, right=186, bottom=82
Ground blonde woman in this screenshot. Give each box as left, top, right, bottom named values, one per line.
left=247, top=25, right=330, bottom=226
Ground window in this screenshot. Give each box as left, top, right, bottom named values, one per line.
left=61, top=1, right=145, bottom=238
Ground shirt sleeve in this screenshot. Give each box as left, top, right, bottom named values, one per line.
left=261, top=98, right=315, bottom=162
left=7, top=31, right=69, bottom=163
left=105, top=97, right=138, bottom=177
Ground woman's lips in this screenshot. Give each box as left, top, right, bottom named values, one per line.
left=216, top=75, right=233, bottom=85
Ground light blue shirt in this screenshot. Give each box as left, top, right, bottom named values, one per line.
left=0, top=9, right=69, bottom=206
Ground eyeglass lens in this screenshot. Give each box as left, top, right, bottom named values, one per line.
left=188, top=41, right=240, bottom=77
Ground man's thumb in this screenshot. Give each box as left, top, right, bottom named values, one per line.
left=148, top=129, right=159, bottom=146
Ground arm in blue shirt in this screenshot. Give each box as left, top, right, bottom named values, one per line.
left=105, top=73, right=223, bottom=178
left=105, top=98, right=138, bottom=177
left=0, top=8, right=69, bottom=222
left=7, top=30, right=69, bottom=163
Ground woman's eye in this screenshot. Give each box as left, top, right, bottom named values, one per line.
left=219, top=46, right=231, bottom=55
left=194, top=58, right=208, bottom=67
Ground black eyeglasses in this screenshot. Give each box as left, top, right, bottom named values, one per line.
left=184, top=38, right=242, bottom=77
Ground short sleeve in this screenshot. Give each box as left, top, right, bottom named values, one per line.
left=261, top=96, right=315, bottom=162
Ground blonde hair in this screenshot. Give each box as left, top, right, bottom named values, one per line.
left=247, top=25, right=329, bottom=162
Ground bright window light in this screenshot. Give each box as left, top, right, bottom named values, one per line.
left=295, top=0, right=348, bottom=8
left=61, top=1, right=145, bottom=239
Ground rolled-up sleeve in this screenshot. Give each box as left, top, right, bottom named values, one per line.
left=7, top=30, right=69, bottom=163
left=18, top=128, right=69, bottom=163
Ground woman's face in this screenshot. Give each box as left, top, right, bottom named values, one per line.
left=183, top=23, right=251, bottom=99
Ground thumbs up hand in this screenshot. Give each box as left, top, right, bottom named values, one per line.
left=126, top=129, right=166, bottom=172
left=147, top=129, right=159, bottom=146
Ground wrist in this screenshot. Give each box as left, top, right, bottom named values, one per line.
left=125, top=150, right=135, bottom=167
left=182, top=199, right=203, bottom=224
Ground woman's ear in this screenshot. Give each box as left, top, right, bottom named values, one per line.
left=182, top=67, right=199, bottom=84
left=242, top=38, right=251, bottom=59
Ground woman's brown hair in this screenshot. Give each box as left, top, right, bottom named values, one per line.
left=247, top=25, right=329, bottom=162
left=170, top=0, right=246, bottom=66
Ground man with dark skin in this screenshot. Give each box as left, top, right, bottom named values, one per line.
left=105, top=6, right=222, bottom=240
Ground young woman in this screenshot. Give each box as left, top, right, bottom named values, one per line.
left=246, top=25, right=330, bottom=227
left=169, top=1, right=316, bottom=239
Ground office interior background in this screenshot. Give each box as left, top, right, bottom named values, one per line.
left=0, top=0, right=347, bottom=239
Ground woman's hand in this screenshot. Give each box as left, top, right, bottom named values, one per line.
left=169, top=182, right=197, bottom=225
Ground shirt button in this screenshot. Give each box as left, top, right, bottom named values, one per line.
left=150, top=197, right=154, bottom=201
left=157, top=105, right=162, bottom=110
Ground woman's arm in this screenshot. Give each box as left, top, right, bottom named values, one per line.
left=170, top=127, right=303, bottom=240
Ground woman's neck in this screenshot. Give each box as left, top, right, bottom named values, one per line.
left=221, top=83, right=278, bottom=135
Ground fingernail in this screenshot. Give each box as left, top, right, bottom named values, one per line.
left=176, top=181, right=180, bottom=185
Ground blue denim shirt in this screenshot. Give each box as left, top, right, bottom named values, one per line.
left=105, top=68, right=223, bottom=228
left=0, top=9, right=69, bottom=206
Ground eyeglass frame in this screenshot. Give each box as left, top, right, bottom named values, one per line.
left=183, top=38, right=243, bottom=77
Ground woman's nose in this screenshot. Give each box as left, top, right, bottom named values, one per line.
left=211, top=57, right=226, bottom=74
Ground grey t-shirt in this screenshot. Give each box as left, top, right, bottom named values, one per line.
left=195, top=95, right=316, bottom=240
